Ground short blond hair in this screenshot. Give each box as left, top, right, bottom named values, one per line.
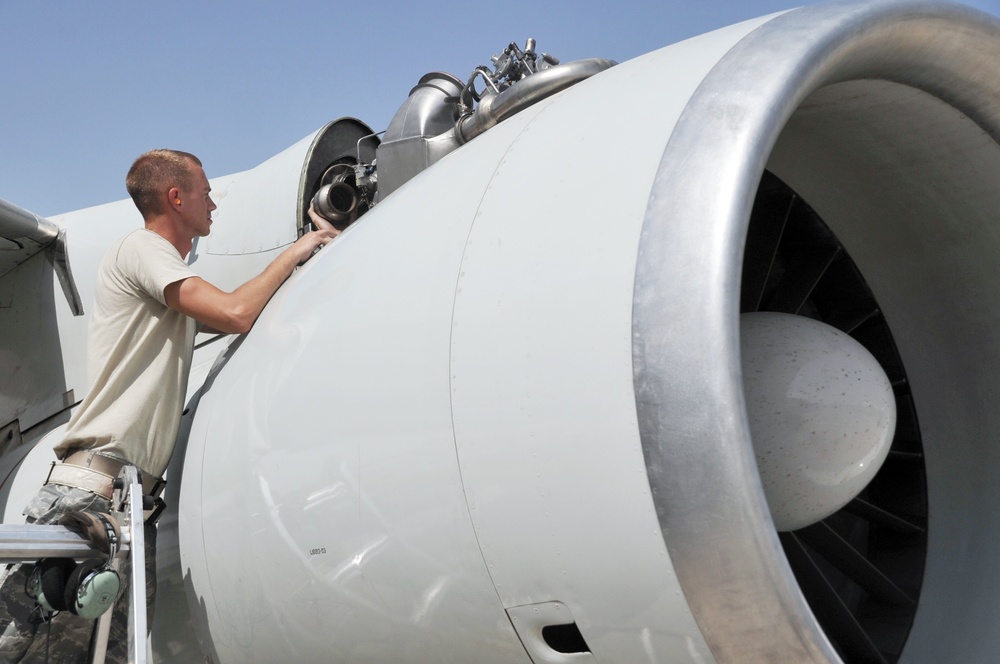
left=126, top=149, right=202, bottom=218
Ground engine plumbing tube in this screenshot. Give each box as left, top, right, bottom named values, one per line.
left=455, top=58, right=616, bottom=145
left=311, top=182, right=358, bottom=229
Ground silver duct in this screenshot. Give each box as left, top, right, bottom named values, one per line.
left=376, top=57, right=615, bottom=199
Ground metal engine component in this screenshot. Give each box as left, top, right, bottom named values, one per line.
left=311, top=182, right=356, bottom=226
left=311, top=164, right=359, bottom=229
left=295, top=117, right=378, bottom=235
left=453, top=57, right=615, bottom=145
left=371, top=72, right=464, bottom=203
left=307, top=41, right=613, bottom=210
left=375, top=40, right=614, bottom=200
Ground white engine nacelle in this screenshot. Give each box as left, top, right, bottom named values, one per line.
left=169, top=1, right=1000, bottom=663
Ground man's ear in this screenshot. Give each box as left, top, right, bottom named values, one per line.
left=168, top=187, right=182, bottom=209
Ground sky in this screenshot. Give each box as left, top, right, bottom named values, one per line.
left=2, top=0, right=999, bottom=217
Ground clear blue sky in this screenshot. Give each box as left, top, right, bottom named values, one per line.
left=2, top=0, right=999, bottom=217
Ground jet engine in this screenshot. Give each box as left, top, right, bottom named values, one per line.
left=159, top=1, right=1000, bottom=662
left=4, top=1, right=1000, bottom=663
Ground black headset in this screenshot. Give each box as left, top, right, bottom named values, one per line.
left=25, top=512, right=121, bottom=620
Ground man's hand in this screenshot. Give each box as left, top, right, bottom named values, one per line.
left=295, top=203, right=342, bottom=264
left=307, top=202, right=338, bottom=232
left=291, top=225, right=340, bottom=265
left=165, top=216, right=340, bottom=334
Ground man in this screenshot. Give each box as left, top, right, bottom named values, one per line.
left=0, top=149, right=338, bottom=662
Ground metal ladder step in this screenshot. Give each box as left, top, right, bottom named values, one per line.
left=0, top=523, right=107, bottom=562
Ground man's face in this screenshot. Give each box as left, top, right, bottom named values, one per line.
left=180, top=166, right=216, bottom=238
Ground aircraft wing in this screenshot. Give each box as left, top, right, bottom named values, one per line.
left=0, top=198, right=60, bottom=277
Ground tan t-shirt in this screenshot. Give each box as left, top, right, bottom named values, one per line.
left=55, top=229, right=198, bottom=478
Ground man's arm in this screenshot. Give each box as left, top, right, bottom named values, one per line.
left=164, top=226, right=338, bottom=334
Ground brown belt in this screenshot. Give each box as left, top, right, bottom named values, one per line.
left=45, top=451, right=164, bottom=500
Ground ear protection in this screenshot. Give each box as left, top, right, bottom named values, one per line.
left=24, top=557, right=73, bottom=614
left=25, top=513, right=122, bottom=619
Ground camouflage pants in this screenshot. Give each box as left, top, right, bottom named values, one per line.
left=0, top=484, right=157, bottom=664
